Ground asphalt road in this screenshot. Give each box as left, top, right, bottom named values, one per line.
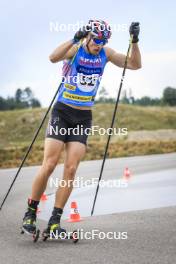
left=0, top=153, right=176, bottom=264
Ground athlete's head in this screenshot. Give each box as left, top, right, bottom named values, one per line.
left=85, top=19, right=112, bottom=55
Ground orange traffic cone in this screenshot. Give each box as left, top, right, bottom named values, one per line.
left=40, top=193, right=48, bottom=201
left=67, top=201, right=82, bottom=222
left=123, top=167, right=131, bottom=180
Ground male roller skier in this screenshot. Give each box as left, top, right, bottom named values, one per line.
left=22, top=20, right=141, bottom=235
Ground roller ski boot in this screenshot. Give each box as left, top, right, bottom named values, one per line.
left=21, top=199, right=40, bottom=242
left=42, top=207, right=79, bottom=243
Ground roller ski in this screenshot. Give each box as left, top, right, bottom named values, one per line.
left=21, top=199, right=40, bottom=242
left=42, top=207, right=79, bottom=243
left=42, top=225, right=79, bottom=243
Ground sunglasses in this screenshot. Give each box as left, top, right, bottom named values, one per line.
left=92, top=38, right=108, bottom=46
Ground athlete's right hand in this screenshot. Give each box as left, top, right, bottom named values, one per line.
left=129, top=22, right=140, bottom=43
left=73, top=27, right=89, bottom=44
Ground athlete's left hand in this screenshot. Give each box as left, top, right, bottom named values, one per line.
left=129, top=22, right=140, bottom=43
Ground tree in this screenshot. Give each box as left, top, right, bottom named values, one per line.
left=128, top=88, right=135, bottom=104
left=30, top=98, right=41, bottom=108
left=0, top=97, right=7, bottom=110
left=139, top=96, right=152, bottom=106
left=121, top=89, right=129, bottom=104
left=163, top=87, right=176, bottom=106
left=22, top=87, right=34, bottom=107
left=0, top=88, right=41, bottom=111
left=6, top=97, right=17, bottom=110
left=97, top=86, right=109, bottom=102
left=15, top=88, right=22, bottom=103
left=23, top=87, right=33, bottom=100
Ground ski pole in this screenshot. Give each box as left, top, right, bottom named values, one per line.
left=91, top=36, right=133, bottom=216
left=0, top=40, right=83, bottom=211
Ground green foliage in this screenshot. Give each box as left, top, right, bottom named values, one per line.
left=121, top=89, right=130, bottom=104
left=163, top=87, right=176, bottom=106
left=134, top=96, right=161, bottom=106
left=0, top=87, right=41, bottom=111
left=96, top=86, right=117, bottom=104
left=117, top=87, right=176, bottom=106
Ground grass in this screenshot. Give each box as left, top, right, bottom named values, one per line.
left=0, top=104, right=176, bottom=168
left=1, top=140, right=176, bottom=168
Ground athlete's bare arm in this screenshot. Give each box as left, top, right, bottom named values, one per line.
left=105, top=43, right=142, bottom=70
left=49, top=40, right=78, bottom=63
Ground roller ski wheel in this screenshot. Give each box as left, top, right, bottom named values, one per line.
left=42, top=227, right=79, bottom=243
left=42, top=226, right=67, bottom=241
left=71, top=230, right=79, bottom=244
left=21, top=227, right=40, bottom=242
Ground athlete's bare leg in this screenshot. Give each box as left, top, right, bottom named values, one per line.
left=54, top=141, right=86, bottom=208
left=31, top=138, right=64, bottom=201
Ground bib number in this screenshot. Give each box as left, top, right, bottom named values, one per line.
left=77, top=73, right=99, bottom=92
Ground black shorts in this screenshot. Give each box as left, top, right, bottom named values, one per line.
left=46, top=102, right=92, bottom=145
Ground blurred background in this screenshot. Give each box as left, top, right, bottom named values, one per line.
left=0, top=0, right=176, bottom=168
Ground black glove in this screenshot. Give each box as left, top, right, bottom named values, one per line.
left=129, top=22, right=140, bottom=43
left=73, top=27, right=89, bottom=44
